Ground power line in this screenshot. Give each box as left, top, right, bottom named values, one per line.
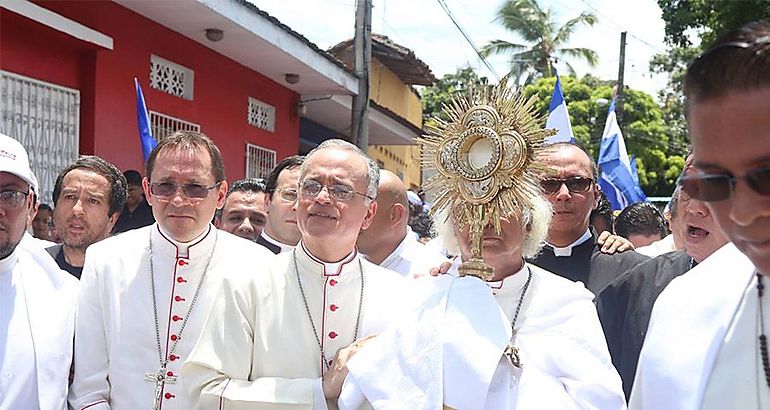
left=577, top=0, right=666, bottom=54
left=435, top=0, right=501, bottom=81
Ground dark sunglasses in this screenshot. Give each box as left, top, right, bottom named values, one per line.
left=678, top=167, right=770, bottom=202
left=541, top=177, right=594, bottom=195
left=150, top=181, right=221, bottom=199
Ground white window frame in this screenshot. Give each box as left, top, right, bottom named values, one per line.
left=247, top=97, right=276, bottom=132
left=150, top=54, right=194, bottom=100
left=149, top=111, right=200, bottom=142
left=245, top=143, right=276, bottom=180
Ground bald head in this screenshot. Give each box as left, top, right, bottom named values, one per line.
left=357, top=170, right=410, bottom=263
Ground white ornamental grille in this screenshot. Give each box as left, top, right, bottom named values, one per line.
left=247, top=97, right=275, bottom=132
left=149, top=111, right=200, bottom=142
left=245, top=143, right=276, bottom=180
left=149, top=55, right=194, bottom=100
left=0, top=70, right=80, bottom=204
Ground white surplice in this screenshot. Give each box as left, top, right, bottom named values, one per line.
left=69, top=224, right=275, bottom=410
left=183, top=242, right=407, bottom=409
left=339, top=262, right=625, bottom=409
left=367, top=228, right=448, bottom=278
left=629, top=243, right=757, bottom=410
left=0, top=244, right=78, bottom=410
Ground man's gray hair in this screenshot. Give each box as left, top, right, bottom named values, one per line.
left=302, top=139, right=380, bottom=201
left=435, top=194, right=553, bottom=259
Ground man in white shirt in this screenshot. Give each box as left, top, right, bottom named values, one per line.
left=69, top=131, right=274, bottom=410
left=357, top=170, right=447, bottom=277
left=0, top=132, right=78, bottom=409
left=184, top=139, right=405, bottom=409
left=257, top=155, right=304, bottom=254
left=630, top=19, right=770, bottom=409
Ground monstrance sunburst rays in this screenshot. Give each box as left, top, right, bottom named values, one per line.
left=418, top=78, right=555, bottom=279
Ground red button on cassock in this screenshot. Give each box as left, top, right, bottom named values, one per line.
left=177, top=277, right=187, bottom=283
left=169, top=355, right=178, bottom=361
left=167, top=371, right=174, bottom=377
left=170, top=334, right=178, bottom=341
left=175, top=296, right=185, bottom=302
left=178, top=260, right=187, bottom=266
left=165, top=393, right=175, bottom=399
left=329, top=279, right=337, bottom=286
left=330, top=304, right=338, bottom=312
left=329, top=331, right=337, bottom=339
left=172, top=315, right=181, bottom=322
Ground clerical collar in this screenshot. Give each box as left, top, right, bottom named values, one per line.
left=299, top=241, right=357, bottom=276
left=547, top=229, right=592, bottom=257
left=156, top=224, right=213, bottom=258
left=261, top=231, right=295, bottom=254
left=0, top=248, right=19, bottom=275
left=486, top=261, right=528, bottom=293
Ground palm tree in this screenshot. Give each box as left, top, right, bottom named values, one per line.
left=481, top=0, right=599, bottom=84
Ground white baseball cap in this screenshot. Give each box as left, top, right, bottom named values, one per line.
left=0, top=133, right=37, bottom=193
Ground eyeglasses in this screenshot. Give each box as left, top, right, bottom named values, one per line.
left=299, top=180, right=373, bottom=202
left=678, top=167, right=770, bottom=202
left=0, top=190, right=29, bottom=208
left=276, top=187, right=299, bottom=203
left=541, top=177, right=594, bottom=195
left=150, top=181, right=221, bottom=200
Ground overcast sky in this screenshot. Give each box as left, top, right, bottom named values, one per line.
left=255, top=0, right=669, bottom=98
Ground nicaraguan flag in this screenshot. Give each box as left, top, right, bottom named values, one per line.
left=545, top=73, right=575, bottom=144
left=597, top=100, right=647, bottom=210
left=134, top=78, right=157, bottom=162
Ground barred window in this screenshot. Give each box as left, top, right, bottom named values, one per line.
left=245, top=143, right=276, bottom=179
left=149, top=111, right=200, bottom=142
left=150, top=55, right=194, bottom=100
left=248, top=97, right=275, bottom=132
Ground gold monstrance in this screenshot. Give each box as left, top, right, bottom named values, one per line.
left=419, top=79, right=555, bottom=280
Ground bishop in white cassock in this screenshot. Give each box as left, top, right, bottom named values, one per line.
left=184, top=139, right=407, bottom=409
left=339, top=196, right=625, bottom=409
left=68, top=131, right=275, bottom=410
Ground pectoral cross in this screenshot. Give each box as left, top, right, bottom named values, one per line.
left=145, top=366, right=177, bottom=410
left=504, top=344, right=522, bottom=369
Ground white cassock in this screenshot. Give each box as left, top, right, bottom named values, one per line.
left=630, top=243, right=765, bottom=410
left=183, top=242, right=407, bottom=409
left=1, top=242, right=78, bottom=410
left=68, top=224, right=275, bottom=410
left=339, top=262, right=625, bottom=409
left=366, top=229, right=448, bottom=278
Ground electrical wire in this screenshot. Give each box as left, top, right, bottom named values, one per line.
left=435, top=0, right=501, bottom=81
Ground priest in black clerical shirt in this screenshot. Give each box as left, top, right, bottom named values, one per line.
left=529, top=142, right=649, bottom=295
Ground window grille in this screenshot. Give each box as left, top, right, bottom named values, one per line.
left=247, top=97, right=275, bottom=132
left=149, top=111, right=200, bottom=142
left=150, top=55, right=194, bottom=100
left=245, top=143, right=276, bottom=180
left=0, top=70, right=79, bottom=204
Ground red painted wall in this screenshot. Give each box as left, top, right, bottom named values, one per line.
left=1, top=1, right=300, bottom=179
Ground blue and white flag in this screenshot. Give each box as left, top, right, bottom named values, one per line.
left=597, top=100, right=647, bottom=210
left=545, top=73, right=574, bottom=144
left=134, top=78, right=157, bottom=162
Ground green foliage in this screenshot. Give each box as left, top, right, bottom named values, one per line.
left=657, top=0, right=770, bottom=48
left=522, top=75, right=685, bottom=196
left=480, top=0, right=598, bottom=85
left=420, top=67, right=488, bottom=123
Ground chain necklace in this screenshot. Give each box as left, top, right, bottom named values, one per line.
left=145, top=230, right=217, bottom=409
left=293, top=249, right=364, bottom=372
left=756, top=273, right=770, bottom=389
left=503, top=266, right=533, bottom=369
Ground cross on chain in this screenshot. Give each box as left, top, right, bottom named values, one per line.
left=145, top=365, right=177, bottom=410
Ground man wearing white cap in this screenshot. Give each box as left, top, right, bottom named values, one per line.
left=0, top=133, right=79, bottom=409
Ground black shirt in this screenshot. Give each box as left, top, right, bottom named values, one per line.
left=45, top=244, right=83, bottom=279
left=113, top=199, right=155, bottom=234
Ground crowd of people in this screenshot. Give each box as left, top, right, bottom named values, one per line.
left=1, top=18, right=769, bottom=410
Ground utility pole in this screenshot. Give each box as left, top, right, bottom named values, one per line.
left=616, top=31, right=627, bottom=125
left=351, top=0, right=372, bottom=150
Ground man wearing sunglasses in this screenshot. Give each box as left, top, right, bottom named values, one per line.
left=70, top=131, right=275, bottom=410
left=530, top=142, right=649, bottom=295
left=185, top=139, right=405, bottom=408
left=257, top=155, right=304, bottom=254
left=630, top=20, right=770, bottom=409
left=0, top=133, right=78, bottom=409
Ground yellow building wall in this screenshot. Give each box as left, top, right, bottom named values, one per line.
left=367, top=145, right=422, bottom=190
left=369, top=58, right=423, bottom=129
